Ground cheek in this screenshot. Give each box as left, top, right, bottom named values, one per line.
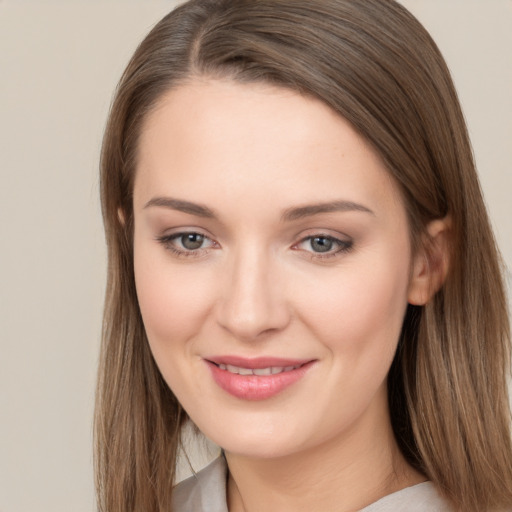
left=288, top=253, right=411, bottom=437
left=133, top=243, right=215, bottom=349
left=133, top=251, right=221, bottom=406
left=295, top=248, right=411, bottom=361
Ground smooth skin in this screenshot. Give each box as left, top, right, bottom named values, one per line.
left=132, top=79, right=449, bottom=512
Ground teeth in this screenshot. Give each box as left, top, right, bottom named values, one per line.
left=253, top=367, right=272, bottom=376
left=217, top=364, right=300, bottom=375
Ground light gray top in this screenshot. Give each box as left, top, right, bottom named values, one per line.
left=172, top=457, right=453, bottom=511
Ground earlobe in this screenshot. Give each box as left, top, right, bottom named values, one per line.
left=408, top=217, right=452, bottom=305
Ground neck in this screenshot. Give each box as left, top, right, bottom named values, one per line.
left=225, top=391, right=425, bottom=512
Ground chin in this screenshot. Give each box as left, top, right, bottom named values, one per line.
left=194, top=412, right=317, bottom=461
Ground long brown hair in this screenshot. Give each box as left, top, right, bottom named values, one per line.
left=95, top=1, right=512, bottom=510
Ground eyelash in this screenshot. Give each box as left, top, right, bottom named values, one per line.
left=156, top=232, right=353, bottom=260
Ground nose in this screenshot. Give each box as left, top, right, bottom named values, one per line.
left=216, top=245, right=291, bottom=341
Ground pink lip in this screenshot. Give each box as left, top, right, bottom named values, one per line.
left=205, top=356, right=315, bottom=401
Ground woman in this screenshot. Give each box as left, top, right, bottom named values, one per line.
left=95, top=1, right=512, bottom=511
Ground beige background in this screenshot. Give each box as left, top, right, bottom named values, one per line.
left=0, top=1, right=510, bottom=511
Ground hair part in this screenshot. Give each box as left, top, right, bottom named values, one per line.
left=95, top=1, right=512, bottom=511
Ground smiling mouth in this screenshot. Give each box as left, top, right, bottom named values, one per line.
left=215, top=363, right=304, bottom=376
left=206, top=358, right=315, bottom=400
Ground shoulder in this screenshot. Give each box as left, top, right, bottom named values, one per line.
left=361, top=481, right=453, bottom=512
left=172, top=456, right=228, bottom=512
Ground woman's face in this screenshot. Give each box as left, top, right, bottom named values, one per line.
left=133, top=79, right=419, bottom=458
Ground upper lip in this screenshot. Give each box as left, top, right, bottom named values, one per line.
left=206, top=355, right=314, bottom=369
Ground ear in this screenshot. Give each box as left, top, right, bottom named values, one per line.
left=408, top=217, right=452, bottom=306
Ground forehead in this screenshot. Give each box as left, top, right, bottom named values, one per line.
left=134, top=79, right=404, bottom=221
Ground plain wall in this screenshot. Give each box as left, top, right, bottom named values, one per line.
left=0, top=1, right=510, bottom=511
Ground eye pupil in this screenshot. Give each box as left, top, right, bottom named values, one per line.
left=181, top=233, right=204, bottom=250
left=311, top=237, right=333, bottom=253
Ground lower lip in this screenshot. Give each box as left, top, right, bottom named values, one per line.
left=206, top=361, right=314, bottom=401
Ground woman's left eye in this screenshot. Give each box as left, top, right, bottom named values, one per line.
left=295, top=235, right=353, bottom=258
left=157, top=232, right=216, bottom=257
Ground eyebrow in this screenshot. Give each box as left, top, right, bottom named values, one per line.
left=281, top=200, right=375, bottom=221
left=143, top=196, right=374, bottom=221
left=144, top=197, right=216, bottom=218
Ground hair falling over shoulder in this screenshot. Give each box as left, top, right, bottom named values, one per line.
left=95, top=1, right=512, bottom=511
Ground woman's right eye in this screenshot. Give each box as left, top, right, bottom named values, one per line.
left=176, top=233, right=207, bottom=250
left=157, top=232, right=217, bottom=257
